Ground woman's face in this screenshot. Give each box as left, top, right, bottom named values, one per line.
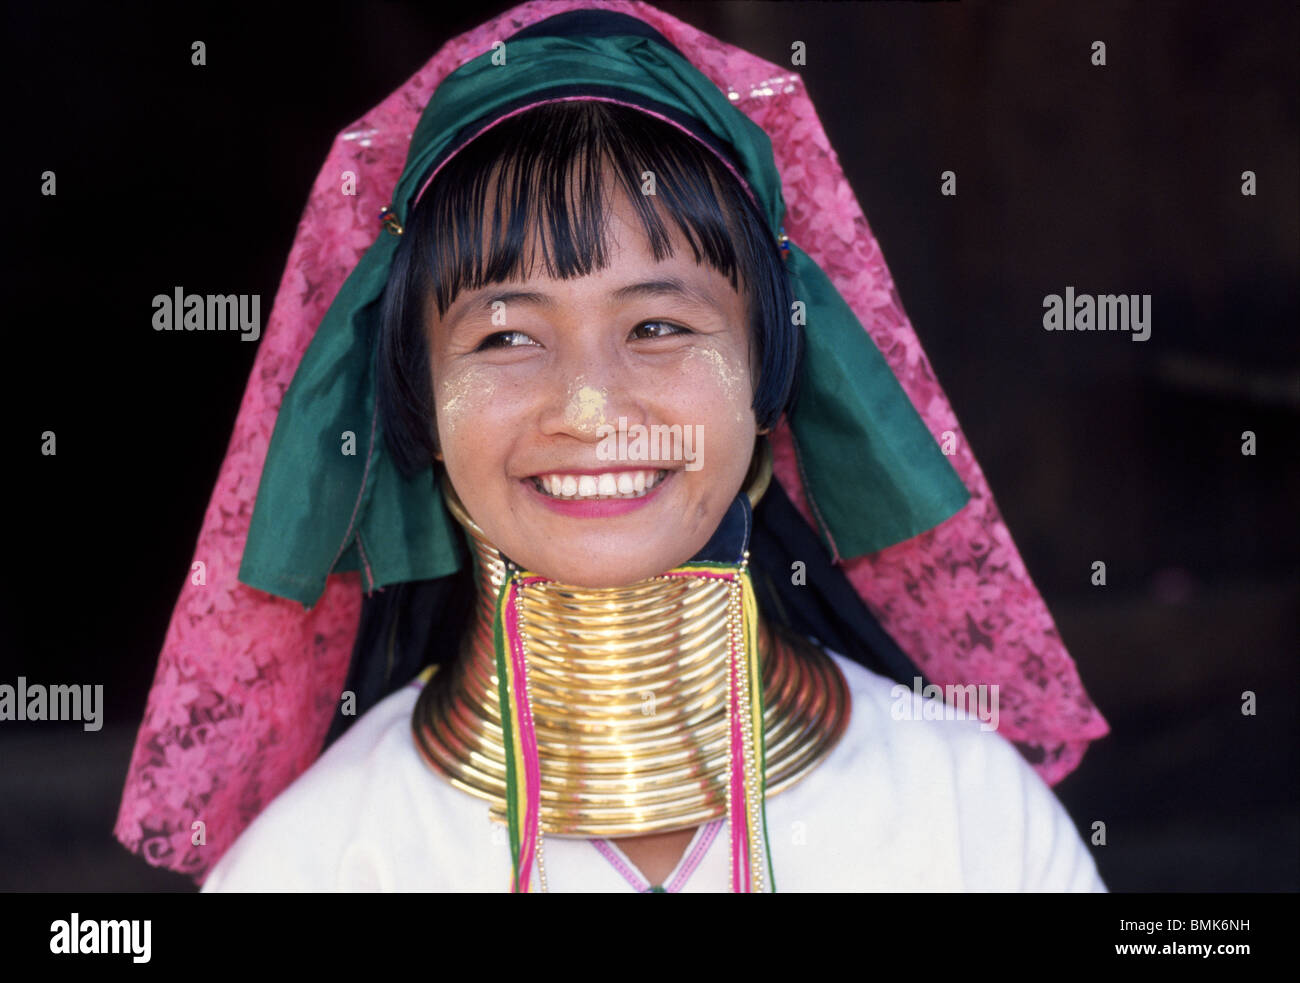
left=426, top=186, right=758, bottom=587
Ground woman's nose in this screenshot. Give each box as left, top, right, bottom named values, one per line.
left=537, top=357, right=648, bottom=442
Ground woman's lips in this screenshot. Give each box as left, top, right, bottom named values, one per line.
left=529, top=467, right=668, bottom=500
left=521, top=468, right=673, bottom=517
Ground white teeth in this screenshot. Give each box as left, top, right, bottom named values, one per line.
left=531, top=469, right=669, bottom=500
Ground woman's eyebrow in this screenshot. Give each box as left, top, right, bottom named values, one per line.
left=445, top=289, right=554, bottom=332
left=446, top=277, right=724, bottom=332
left=608, top=276, right=722, bottom=310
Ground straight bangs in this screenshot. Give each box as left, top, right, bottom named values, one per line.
left=413, top=100, right=747, bottom=318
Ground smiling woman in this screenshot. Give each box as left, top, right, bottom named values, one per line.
left=116, top=2, right=1110, bottom=893
left=368, top=101, right=832, bottom=886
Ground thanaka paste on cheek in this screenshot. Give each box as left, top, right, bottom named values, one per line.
left=437, top=367, right=497, bottom=438
left=689, top=346, right=751, bottom=426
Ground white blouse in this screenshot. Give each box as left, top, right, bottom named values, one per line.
left=201, top=651, right=1107, bottom=892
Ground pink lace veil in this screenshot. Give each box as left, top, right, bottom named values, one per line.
left=114, top=0, right=1109, bottom=883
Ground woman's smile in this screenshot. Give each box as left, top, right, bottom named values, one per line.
left=522, top=467, right=675, bottom=519
left=527, top=467, right=670, bottom=500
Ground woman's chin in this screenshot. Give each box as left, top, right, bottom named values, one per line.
left=519, top=553, right=691, bottom=588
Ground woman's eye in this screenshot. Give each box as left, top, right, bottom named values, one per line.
left=631, top=320, right=689, bottom=340
left=476, top=330, right=536, bottom=350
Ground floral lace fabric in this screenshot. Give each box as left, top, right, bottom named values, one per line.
left=114, top=0, right=1109, bottom=882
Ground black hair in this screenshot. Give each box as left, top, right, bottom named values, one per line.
left=375, top=99, right=801, bottom=478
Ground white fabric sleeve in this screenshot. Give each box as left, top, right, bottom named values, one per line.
left=199, top=693, right=412, bottom=893
left=952, top=720, right=1108, bottom=892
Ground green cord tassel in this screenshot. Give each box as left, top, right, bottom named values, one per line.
left=492, top=567, right=522, bottom=891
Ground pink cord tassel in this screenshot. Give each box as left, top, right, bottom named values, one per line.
left=729, top=618, right=752, bottom=893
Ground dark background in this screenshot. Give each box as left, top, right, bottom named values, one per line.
left=2, top=0, right=1296, bottom=892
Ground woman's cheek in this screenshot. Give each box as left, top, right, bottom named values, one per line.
left=435, top=365, right=499, bottom=461
left=679, top=345, right=752, bottom=428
